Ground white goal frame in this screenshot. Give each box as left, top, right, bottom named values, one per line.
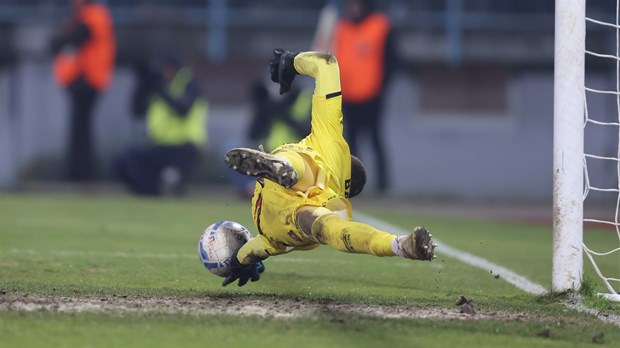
left=553, top=0, right=585, bottom=293
left=553, top=0, right=620, bottom=301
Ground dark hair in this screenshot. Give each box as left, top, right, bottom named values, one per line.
left=350, top=155, right=366, bottom=198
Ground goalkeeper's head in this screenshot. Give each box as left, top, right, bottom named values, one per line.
left=350, top=155, right=366, bottom=198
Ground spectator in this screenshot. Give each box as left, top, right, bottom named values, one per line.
left=116, top=50, right=207, bottom=196
left=50, top=0, right=115, bottom=182
left=247, top=79, right=312, bottom=152
left=230, top=78, right=311, bottom=197
left=332, top=0, right=397, bottom=193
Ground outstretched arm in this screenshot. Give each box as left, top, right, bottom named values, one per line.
left=293, top=52, right=341, bottom=97
left=292, top=51, right=345, bottom=143
left=235, top=234, right=287, bottom=264
left=269, top=49, right=350, bottom=195
left=270, top=50, right=341, bottom=98
left=221, top=234, right=283, bottom=287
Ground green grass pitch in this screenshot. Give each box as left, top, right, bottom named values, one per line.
left=0, top=193, right=618, bottom=347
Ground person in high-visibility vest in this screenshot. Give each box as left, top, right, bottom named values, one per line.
left=225, top=79, right=312, bottom=198
left=332, top=0, right=397, bottom=193
left=50, top=0, right=115, bottom=182
left=247, top=80, right=312, bottom=152
left=116, top=51, right=207, bottom=196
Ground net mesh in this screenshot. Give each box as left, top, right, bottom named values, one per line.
left=583, top=0, right=620, bottom=300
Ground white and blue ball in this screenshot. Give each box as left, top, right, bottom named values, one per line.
left=198, top=220, right=252, bottom=277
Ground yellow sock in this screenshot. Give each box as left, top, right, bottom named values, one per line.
left=311, top=213, right=397, bottom=256
left=293, top=52, right=341, bottom=96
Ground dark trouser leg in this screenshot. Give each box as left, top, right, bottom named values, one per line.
left=67, top=77, right=99, bottom=182
left=116, top=144, right=199, bottom=196
left=343, top=98, right=389, bottom=191
left=343, top=102, right=362, bottom=157
left=366, top=97, right=388, bottom=191
left=115, top=147, right=161, bottom=196
left=155, top=144, right=199, bottom=195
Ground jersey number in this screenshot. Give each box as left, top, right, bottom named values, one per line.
left=344, top=179, right=351, bottom=198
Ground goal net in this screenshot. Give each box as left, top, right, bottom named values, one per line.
left=553, top=0, right=620, bottom=301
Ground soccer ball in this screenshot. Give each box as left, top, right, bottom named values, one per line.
left=198, top=220, right=252, bottom=277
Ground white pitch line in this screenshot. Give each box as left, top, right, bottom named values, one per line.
left=3, top=212, right=618, bottom=327
left=355, top=211, right=547, bottom=295
left=355, top=211, right=620, bottom=328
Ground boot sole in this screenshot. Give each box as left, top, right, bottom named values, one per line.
left=225, top=148, right=298, bottom=189
left=413, top=227, right=435, bottom=261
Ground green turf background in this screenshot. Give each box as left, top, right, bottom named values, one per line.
left=0, top=194, right=618, bottom=347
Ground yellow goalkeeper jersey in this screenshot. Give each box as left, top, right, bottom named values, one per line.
left=249, top=92, right=352, bottom=251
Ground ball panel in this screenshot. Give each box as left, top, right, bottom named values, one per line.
left=198, top=220, right=252, bottom=278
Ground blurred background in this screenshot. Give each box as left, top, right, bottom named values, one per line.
left=0, top=0, right=617, bottom=201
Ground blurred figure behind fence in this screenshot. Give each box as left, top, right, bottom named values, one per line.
left=116, top=50, right=207, bottom=196
left=228, top=78, right=311, bottom=198
left=247, top=79, right=312, bottom=152
left=333, top=0, right=397, bottom=193
left=50, top=0, right=115, bottom=182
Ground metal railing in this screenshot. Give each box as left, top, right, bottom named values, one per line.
left=0, top=0, right=613, bottom=64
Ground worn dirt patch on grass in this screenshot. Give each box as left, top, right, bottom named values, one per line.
left=1, top=291, right=538, bottom=321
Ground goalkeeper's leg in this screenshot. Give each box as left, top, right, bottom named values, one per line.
left=297, top=206, right=436, bottom=261
left=224, top=148, right=317, bottom=191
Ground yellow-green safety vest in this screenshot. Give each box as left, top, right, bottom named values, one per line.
left=266, top=89, right=312, bottom=151
left=147, top=68, right=207, bottom=146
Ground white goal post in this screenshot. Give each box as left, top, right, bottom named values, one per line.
left=553, top=0, right=620, bottom=301
left=553, top=0, right=585, bottom=294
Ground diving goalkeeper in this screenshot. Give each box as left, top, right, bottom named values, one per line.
left=222, top=49, right=436, bottom=286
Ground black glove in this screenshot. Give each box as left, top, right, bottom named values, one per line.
left=221, top=256, right=265, bottom=287
left=269, top=49, right=298, bottom=95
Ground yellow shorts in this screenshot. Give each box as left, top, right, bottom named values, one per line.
left=250, top=175, right=352, bottom=252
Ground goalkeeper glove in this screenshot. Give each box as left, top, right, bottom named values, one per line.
left=221, top=255, right=265, bottom=287
left=269, top=49, right=298, bottom=95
